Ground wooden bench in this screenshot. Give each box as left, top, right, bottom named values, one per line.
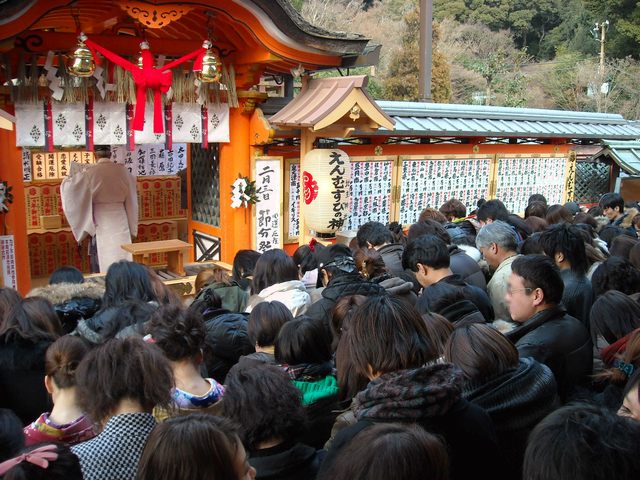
left=122, top=239, right=192, bottom=277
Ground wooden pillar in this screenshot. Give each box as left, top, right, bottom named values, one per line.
left=0, top=127, right=31, bottom=294
left=218, top=103, right=252, bottom=262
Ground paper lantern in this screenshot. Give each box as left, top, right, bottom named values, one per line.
left=301, top=148, right=351, bottom=234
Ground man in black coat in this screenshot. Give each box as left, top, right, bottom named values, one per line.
left=305, top=244, right=385, bottom=325
left=402, top=234, right=493, bottom=323
left=505, top=255, right=592, bottom=402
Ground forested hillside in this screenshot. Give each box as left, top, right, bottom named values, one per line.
left=292, top=0, right=640, bottom=119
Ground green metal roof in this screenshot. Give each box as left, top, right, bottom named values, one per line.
left=366, top=101, right=640, bottom=140
left=594, top=140, right=640, bottom=175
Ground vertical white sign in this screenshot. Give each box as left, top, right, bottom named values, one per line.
left=0, top=235, right=17, bottom=289
left=254, top=158, right=282, bottom=252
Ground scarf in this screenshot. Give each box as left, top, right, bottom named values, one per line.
left=355, top=363, right=463, bottom=421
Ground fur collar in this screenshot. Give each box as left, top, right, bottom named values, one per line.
left=27, top=282, right=104, bottom=304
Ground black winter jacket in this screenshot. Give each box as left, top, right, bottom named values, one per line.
left=559, top=269, right=594, bottom=328
left=449, top=246, right=486, bottom=290
left=305, top=274, right=386, bottom=325
left=376, top=243, right=405, bottom=276
left=417, top=274, right=494, bottom=322
left=250, top=442, right=324, bottom=480
left=506, top=306, right=592, bottom=402
left=203, top=311, right=254, bottom=383
left=0, top=338, right=53, bottom=425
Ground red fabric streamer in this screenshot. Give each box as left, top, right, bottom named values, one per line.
left=83, top=37, right=206, bottom=134
left=201, top=104, right=208, bottom=149
left=44, top=99, right=54, bottom=153
left=86, top=96, right=94, bottom=151
left=165, top=103, right=173, bottom=151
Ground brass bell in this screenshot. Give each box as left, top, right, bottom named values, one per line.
left=197, top=48, right=221, bottom=83
left=67, top=40, right=95, bottom=77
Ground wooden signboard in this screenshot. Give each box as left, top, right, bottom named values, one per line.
left=252, top=156, right=284, bottom=253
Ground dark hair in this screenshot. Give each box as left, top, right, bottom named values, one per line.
left=587, top=205, right=603, bottom=217
left=76, top=337, right=172, bottom=423
left=524, top=215, right=548, bottom=233
left=599, top=192, right=625, bottom=212
left=622, top=368, right=640, bottom=403
left=439, top=198, right=467, bottom=220
left=421, top=312, right=454, bottom=356
left=631, top=242, right=640, bottom=270
left=45, top=336, right=90, bottom=389
left=598, top=225, right=628, bottom=248
left=137, top=414, right=243, bottom=480
left=101, top=261, right=157, bottom=310
left=335, top=334, right=369, bottom=402
left=49, top=266, right=84, bottom=285
left=524, top=201, right=547, bottom=219
left=97, top=299, right=158, bottom=339
left=250, top=249, right=298, bottom=295
left=386, top=221, right=406, bottom=245
left=573, top=212, right=598, bottom=230
left=0, top=297, right=62, bottom=343
left=232, top=249, right=261, bottom=286
left=418, top=208, right=447, bottom=224
left=519, top=232, right=544, bottom=255
left=145, top=266, right=181, bottom=306
left=0, top=409, right=24, bottom=462
left=275, top=316, right=332, bottom=365
left=222, top=362, right=306, bottom=450
left=356, top=221, right=394, bottom=248
left=149, top=304, right=206, bottom=361
left=1, top=444, right=83, bottom=480
left=591, top=257, right=640, bottom=297
left=523, top=403, right=640, bottom=480
left=511, top=255, right=564, bottom=305
left=545, top=204, right=573, bottom=225
left=444, top=323, right=519, bottom=383
left=247, top=301, right=293, bottom=348
left=347, top=296, right=438, bottom=377
left=539, top=223, right=589, bottom=275
left=609, top=235, right=638, bottom=260
left=407, top=219, right=451, bottom=245
left=402, top=234, right=450, bottom=271
left=330, top=295, right=368, bottom=350
left=319, top=423, right=449, bottom=480
left=293, top=243, right=324, bottom=275
left=0, top=288, right=21, bottom=327
left=528, top=193, right=547, bottom=206
left=476, top=199, right=510, bottom=223
left=590, top=291, right=640, bottom=345
left=354, top=248, right=387, bottom=279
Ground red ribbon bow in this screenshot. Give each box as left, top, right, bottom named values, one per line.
left=83, top=35, right=207, bottom=133
left=0, top=444, right=59, bottom=475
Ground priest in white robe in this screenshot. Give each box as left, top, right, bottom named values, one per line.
left=61, top=146, right=138, bottom=273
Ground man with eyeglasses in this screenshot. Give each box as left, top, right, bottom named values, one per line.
left=505, top=255, right=592, bottom=402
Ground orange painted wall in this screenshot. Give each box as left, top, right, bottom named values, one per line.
left=188, top=105, right=253, bottom=264
left=0, top=127, right=31, bottom=294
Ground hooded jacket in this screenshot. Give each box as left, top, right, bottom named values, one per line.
left=27, top=282, right=104, bottom=333
left=463, top=357, right=559, bottom=478
left=373, top=274, right=418, bottom=305
left=449, top=245, right=487, bottom=290
left=305, top=273, right=386, bottom=324
left=376, top=243, right=405, bottom=276
left=246, top=280, right=311, bottom=317
left=321, top=364, right=503, bottom=480
left=249, top=441, right=324, bottom=480
left=417, top=274, right=493, bottom=322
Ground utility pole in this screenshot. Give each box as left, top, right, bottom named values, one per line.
left=594, top=20, right=609, bottom=76
left=592, top=20, right=609, bottom=112
left=418, top=0, right=433, bottom=102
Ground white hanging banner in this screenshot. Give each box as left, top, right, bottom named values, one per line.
left=207, top=103, right=230, bottom=143
left=172, top=103, right=202, bottom=143
left=0, top=235, right=17, bottom=289
left=134, top=103, right=166, bottom=144
left=51, top=102, right=86, bottom=146
left=93, top=102, right=127, bottom=145
left=15, top=103, right=45, bottom=147
left=253, top=157, right=283, bottom=252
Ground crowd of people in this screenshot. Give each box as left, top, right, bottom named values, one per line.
left=1, top=191, right=640, bottom=479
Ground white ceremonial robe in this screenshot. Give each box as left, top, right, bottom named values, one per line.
left=61, top=159, right=138, bottom=273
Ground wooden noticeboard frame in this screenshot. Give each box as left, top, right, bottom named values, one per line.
left=251, top=155, right=284, bottom=252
